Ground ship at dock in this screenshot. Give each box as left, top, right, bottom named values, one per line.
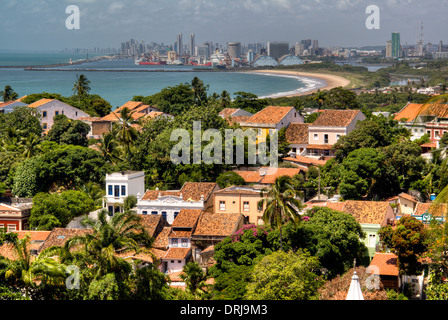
left=135, top=53, right=167, bottom=65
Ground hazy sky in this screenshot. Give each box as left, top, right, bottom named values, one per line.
left=1, top=0, right=447, bottom=51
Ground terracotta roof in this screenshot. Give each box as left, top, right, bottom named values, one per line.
left=311, top=110, right=361, bottom=127
left=139, top=214, right=165, bottom=237
left=27, top=98, right=54, bottom=108
left=393, top=103, right=448, bottom=123
left=0, top=231, right=52, bottom=260
left=283, top=155, right=327, bottom=167
left=306, top=144, right=334, bottom=150
left=234, top=167, right=303, bottom=184
left=227, top=115, right=252, bottom=126
left=78, top=116, right=109, bottom=122
left=168, top=230, right=192, bottom=238
left=337, top=201, right=392, bottom=225
left=286, top=123, right=310, bottom=144
left=141, top=190, right=181, bottom=201
left=193, top=212, right=242, bottom=237
left=325, top=202, right=346, bottom=212
left=219, top=108, right=239, bottom=117
left=241, top=106, right=295, bottom=126
left=369, top=253, right=398, bottom=276
left=14, top=231, right=51, bottom=242
left=153, top=227, right=172, bottom=249
left=200, top=245, right=215, bottom=254
left=132, top=248, right=167, bottom=263
left=100, top=101, right=155, bottom=122
left=171, top=209, right=202, bottom=229
left=214, top=185, right=264, bottom=195
left=162, top=247, right=191, bottom=260
left=414, top=202, right=447, bottom=218
left=39, top=228, right=93, bottom=252
left=141, top=182, right=218, bottom=202
left=398, top=193, right=418, bottom=203
left=421, top=142, right=438, bottom=148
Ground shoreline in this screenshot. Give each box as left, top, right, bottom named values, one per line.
left=248, top=69, right=351, bottom=98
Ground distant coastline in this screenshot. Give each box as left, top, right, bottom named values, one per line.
left=0, top=55, right=114, bottom=69
left=247, top=69, right=351, bottom=98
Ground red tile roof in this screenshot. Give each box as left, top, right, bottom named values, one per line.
left=171, top=209, right=202, bottom=229
left=141, top=182, right=218, bottom=202
left=193, top=212, right=242, bottom=237
left=153, top=227, right=172, bottom=249
left=393, top=103, right=448, bottom=123
left=234, top=167, right=303, bottom=184
left=286, top=123, right=310, bottom=144
left=219, top=108, right=239, bottom=117
left=311, top=110, right=362, bottom=127
left=241, top=106, right=295, bottom=126
left=39, top=228, right=93, bottom=252
left=333, top=201, right=393, bottom=225
left=369, top=253, right=398, bottom=276
left=283, top=155, right=327, bottom=167
left=162, top=247, right=191, bottom=260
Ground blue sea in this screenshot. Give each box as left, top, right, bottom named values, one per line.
left=0, top=52, right=326, bottom=109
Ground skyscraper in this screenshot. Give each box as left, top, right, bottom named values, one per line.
left=391, top=32, right=401, bottom=58
left=189, top=33, right=195, bottom=56
left=227, top=42, right=242, bottom=59
left=177, top=33, right=183, bottom=56
left=386, top=40, right=392, bottom=58
left=267, top=42, right=289, bottom=60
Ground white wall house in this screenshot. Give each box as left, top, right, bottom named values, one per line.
left=136, top=182, right=218, bottom=225
left=103, top=171, right=145, bottom=216
left=27, top=99, right=90, bottom=132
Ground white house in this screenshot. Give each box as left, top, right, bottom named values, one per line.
left=27, top=99, right=90, bottom=132
left=103, top=171, right=146, bottom=216
left=136, top=182, right=219, bottom=225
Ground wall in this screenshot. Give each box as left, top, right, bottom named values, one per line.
left=214, top=192, right=266, bottom=225
left=38, top=100, right=90, bottom=131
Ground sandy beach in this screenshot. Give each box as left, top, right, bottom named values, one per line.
left=249, top=69, right=351, bottom=98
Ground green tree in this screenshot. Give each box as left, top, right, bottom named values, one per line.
left=73, top=74, right=91, bottom=98
left=0, top=85, right=18, bottom=102
left=113, top=107, right=139, bottom=162
left=379, top=216, right=428, bottom=276
left=231, top=91, right=268, bottom=114
left=216, top=171, right=245, bottom=188
left=245, top=250, right=323, bottom=300
left=19, top=132, right=42, bottom=158
left=339, top=148, right=385, bottom=200
left=258, top=176, right=303, bottom=251
left=46, top=115, right=91, bottom=147
left=179, top=262, right=209, bottom=298
left=2, top=235, right=67, bottom=299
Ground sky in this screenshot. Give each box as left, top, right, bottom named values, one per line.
left=1, top=0, right=447, bottom=51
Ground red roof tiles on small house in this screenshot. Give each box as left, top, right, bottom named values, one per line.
left=311, top=109, right=362, bottom=127
left=233, top=167, right=303, bottom=184
left=193, top=212, right=243, bottom=238
left=369, top=253, right=399, bottom=277
left=286, top=123, right=310, bottom=145
left=171, top=209, right=202, bottom=229
left=141, top=182, right=218, bottom=202
left=241, top=106, right=295, bottom=126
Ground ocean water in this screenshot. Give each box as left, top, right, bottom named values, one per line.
left=0, top=52, right=326, bottom=108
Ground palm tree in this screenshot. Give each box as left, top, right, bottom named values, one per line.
left=113, top=107, right=139, bottom=161
left=98, top=131, right=122, bottom=165
left=0, top=85, right=19, bottom=102
left=311, top=89, right=327, bottom=114
left=3, top=235, right=67, bottom=299
left=258, top=176, right=303, bottom=251
left=19, top=132, right=42, bottom=158
left=72, top=74, right=91, bottom=98
left=179, top=262, right=208, bottom=297
left=219, top=90, right=231, bottom=109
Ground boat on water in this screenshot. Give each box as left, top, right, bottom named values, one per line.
left=135, top=54, right=167, bottom=65
left=191, top=61, right=212, bottom=67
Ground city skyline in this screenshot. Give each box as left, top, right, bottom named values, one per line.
left=1, top=0, right=448, bottom=51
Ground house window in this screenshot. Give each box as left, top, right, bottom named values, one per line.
left=368, top=234, right=376, bottom=247
left=55, top=111, right=59, bottom=116
left=0, top=224, right=4, bottom=229
left=435, top=131, right=440, bottom=138
left=243, top=201, right=250, bottom=212
left=114, top=185, right=120, bottom=197
left=313, top=133, right=318, bottom=141
left=219, top=201, right=226, bottom=211
left=162, top=212, right=167, bottom=220
left=142, top=211, right=148, bottom=215
left=269, top=129, right=274, bottom=135
left=42, top=111, right=47, bottom=118
left=108, top=206, right=114, bottom=216
left=336, top=134, right=341, bottom=140
left=108, top=185, right=113, bottom=196
left=172, top=238, right=178, bottom=247
left=174, top=212, right=179, bottom=220
left=258, top=129, right=262, bottom=136
left=151, top=211, right=158, bottom=215
left=324, top=134, right=329, bottom=144
left=7, top=225, right=17, bottom=232
left=121, top=185, right=126, bottom=196
left=43, top=123, right=48, bottom=130
left=181, top=238, right=188, bottom=247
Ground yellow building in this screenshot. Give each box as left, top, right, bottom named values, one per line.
left=213, top=186, right=267, bottom=225
left=239, top=106, right=303, bottom=144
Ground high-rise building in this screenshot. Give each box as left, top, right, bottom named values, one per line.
left=267, top=41, right=289, bottom=60
left=391, top=32, right=401, bottom=58
left=227, top=42, right=242, bottom=59
left=189, top=33, right=195, bottom=56
left=247, top=50, right=254, bottom=63
left=177, top=33, right=183, bottom=56
left=439, top=41, right=443, bottom=53
left=386, top=40, right=392, bottom=58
